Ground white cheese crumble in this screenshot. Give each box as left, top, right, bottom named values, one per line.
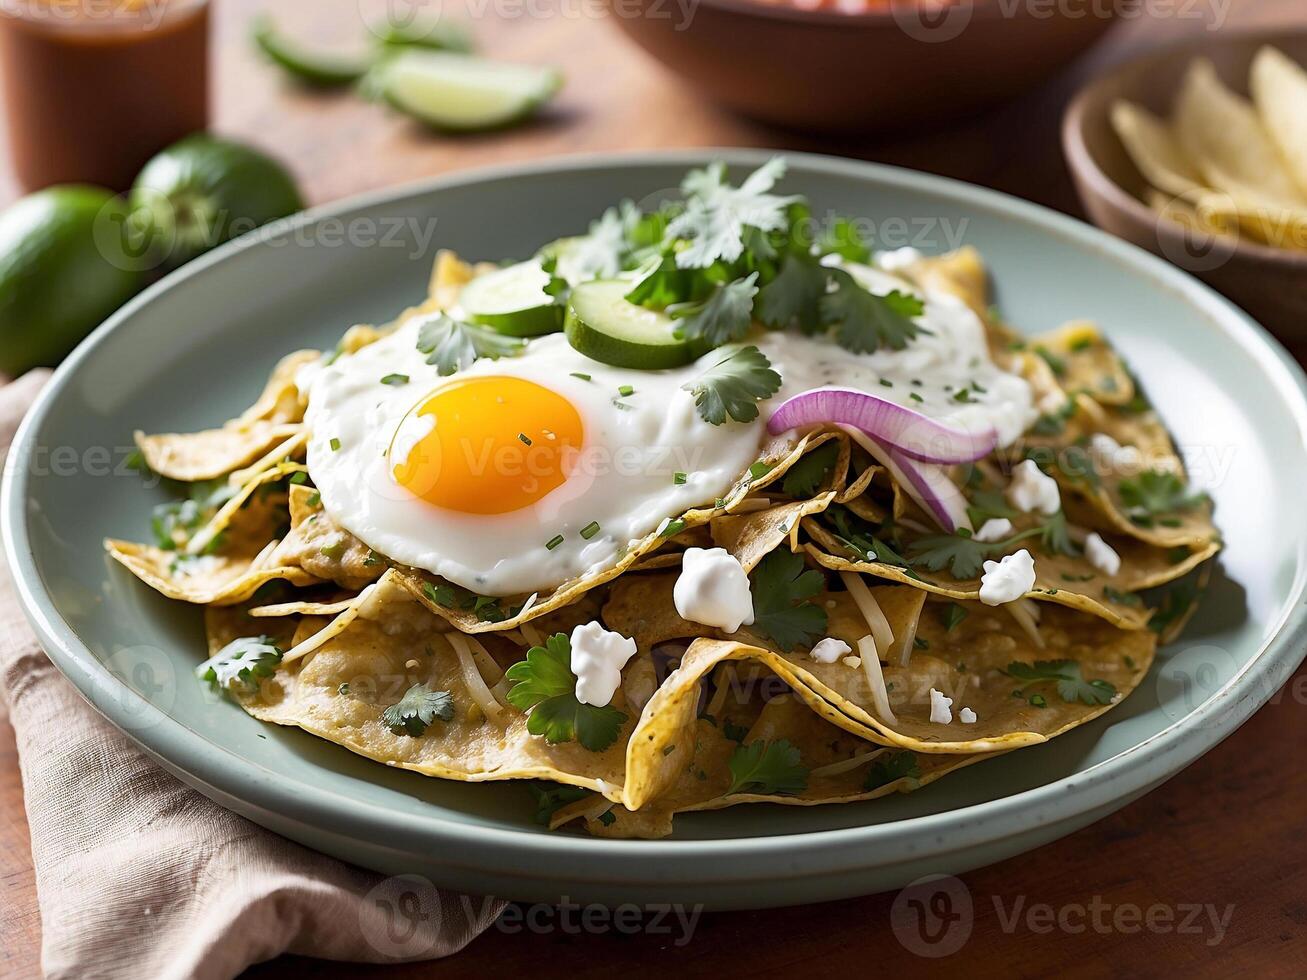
left=973, top=517, right=1013, bottom=543
left=1084, top=532, right=1122, bottom=577
left=979, top=549, right=1037, bottom=606
left=1089, top=433, right=1143, bottom=476
left=959, top=707, right=978, bottom=724
left=841, top=655, right=862, bottom=669
left=809, top=637, right=852, bottom=664
left=673, top=547, right=755, bottom=633
left=1006, top=459, right=1061, bottom=516
left=929, top=688, right=954, bottom=724
left=569, top=621, right=637, bottom=707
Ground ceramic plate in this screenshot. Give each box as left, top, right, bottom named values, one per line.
left=5, top=151, right=1306, bottom=909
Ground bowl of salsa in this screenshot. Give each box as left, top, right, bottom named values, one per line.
left=607, top=0, right=1117, bottom=132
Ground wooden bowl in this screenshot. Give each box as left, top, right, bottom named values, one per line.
left=1063, top=31, right=1307, bottom=339
left=608, top=0, right=1117, bottom=133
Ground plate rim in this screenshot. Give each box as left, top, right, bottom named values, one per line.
left=5, top=148, right=1307, bottom=885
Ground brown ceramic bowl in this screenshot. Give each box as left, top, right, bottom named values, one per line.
left=1063, top=31, right=1307, bottom=339
left=608, top=0, right=1117, bottom=133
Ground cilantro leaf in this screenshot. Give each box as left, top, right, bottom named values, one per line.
left=966, top=488, right=1018, bottom=526
left=864, top=751, right=921, bottom=791
left=196, top=635, right=282, bottom=694
left=756, top=254, right=827, bottom=332
left=670, top=273, right=759, bottom=348
left=782, top=441, right=839, bottom=498
left=821, top=269, right=924, bottom=353
left=909, top=532, right=989, bottom=580
left=682, top=345, right=781, bottom=425
left=666, top=158, right=798, bottom=269
left=726, top=739, right=808, bottom=795
left=150, top=478, right=237, bottom=551
left=1005, top=659, right=1117, bottom=705
left=1040, top=510, right=1079, bottom=558
left=505, top=633, right=627, bottom=751
left=940, top=603, right=969, bottom=632
left=1031, top=400, right=1077, bottom=436
left=381, top=683, right=454, bottom=736
left=549, top=201, right=638, bottom=283
left=1118, top=470, right=1206, bottom=517
left=818, top=216, right=872, bottom=263
left=415, top=313, right=525, bottom=376
left=527, top=781, right=591, bottom=825
left=749, top=549, right=827, bottom=651
left=1148, top=576, right=1201, bottom=636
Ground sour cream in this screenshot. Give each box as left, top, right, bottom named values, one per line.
left=569, top=621, right=637, bottom=707
left=979, top=549, right=1037, bottom=605
left=673, top=547, right=754, bottom=632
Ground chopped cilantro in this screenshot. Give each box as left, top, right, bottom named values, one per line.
left=748, top=459, right=775, bottom=482
left=726, top=739, right=808, bottom=795
left=756, top=253, right=826, bottom=331
left=1005, top=659, right=1117, bottom=705
left=749, top=550, right=827, bottom=651
left=381, top=683, right=454, bottom=736
left=1118, top=470, right=1205, bottom=518
left=196, top=635, right=282, bottom=694
left=597, top=809, right=617, bottom=827
left=505, top=633, right=627, bottom=751
left=1103, top=585, right=1143, bottom=607
left=527, top=781, right=590, bottom=825
left=682, top=345, right=782, bottom=425
left=865, top=751, right=921, bottom=791
left=940, top=603, right=968, bottom=632
left=821, top=269, right=923, bottom=353
left=416, top=313, right=525, bottom=375
left=1034, top=346, right=1067, bottom=376
left=665, top=158, right=797, bottom=269
left=669, top=273, right=759, bottom=348
left=782, top=442, right=838, bottom=498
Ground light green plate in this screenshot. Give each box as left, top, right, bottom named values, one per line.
left=5, top=151, right=1306, bottom=909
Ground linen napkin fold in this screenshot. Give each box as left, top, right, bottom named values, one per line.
left=0, top=372, right=505, bottom=980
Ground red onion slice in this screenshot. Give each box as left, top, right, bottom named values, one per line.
left=767, top=387, right=997, bottom=464
left=841, top=426, right=973, bottom=534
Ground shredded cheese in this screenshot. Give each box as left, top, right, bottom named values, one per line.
left=446, top=633, right=508, bottom=726
left=810, top=748, right=886, bottom=779
left=841, top=571, right=893, bottom=653
left=857, top=635, right=899, bottom=724
left=1007, top=599, right=1046, bottom=650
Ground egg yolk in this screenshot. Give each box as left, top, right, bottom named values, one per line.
left=391, top=376, right=584, bottom=515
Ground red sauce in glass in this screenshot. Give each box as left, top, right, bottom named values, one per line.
left=0, top=0, right=210, bottom=192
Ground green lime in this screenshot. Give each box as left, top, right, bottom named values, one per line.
left=0, top=186, right=143, bottom=375
left=252, top=16, right=373, bottom=87
left=129, top=134, right=305, bottom=269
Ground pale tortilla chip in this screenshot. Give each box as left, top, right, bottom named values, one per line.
left=1251, top=46, right=1307, bottom=199
left=1112, top=100, right=1208, bottom=199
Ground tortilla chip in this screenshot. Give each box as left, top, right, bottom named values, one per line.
left=1251, top=46, right=1307, bottom=198
left=134, top=349, right=318, bottom=481
left=1031, top=322, right=1135, bottom=407
left=601, top=567, right=1153, bottom=759
left=1112, top=100, right=1208, bottom=199
left=269, top=484, right=384, bottom=591
left=1175, top=59, right=1307, bottom=210
left=227, top=574, right=632, bottom=799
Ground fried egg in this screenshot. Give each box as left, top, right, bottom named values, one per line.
left=302, top=264, right=1035, bottom=596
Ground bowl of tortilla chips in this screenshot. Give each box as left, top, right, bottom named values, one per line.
left=1064, top=33, right=1307, bottom=337
left=5, top=151, right=1306, bottom=907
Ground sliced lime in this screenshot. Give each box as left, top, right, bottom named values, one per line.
left=252, top=16, right=373, bottom=87
left=375, top=50, right=562, bottom=132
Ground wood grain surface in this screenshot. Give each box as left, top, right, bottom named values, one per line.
left=2, top=0, right=1305, bottom=976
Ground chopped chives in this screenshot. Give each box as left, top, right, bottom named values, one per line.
left=659, top=518, right=686, bottom=537
left=909, top=392, right=924, bottom=403
left=618, top=384, right=634, bottom=397
left=545, top=534, right=564, bottom=551
left=380, top=373, right=409, bottom=386
left=570, top=372, right=592, bottom=381
left=329, top=437, right=341, bottom=452
left=518, top=433, right=532, bottom=446
left=673, top=471, right=687, bottom=485
left=580, top=521, right=600, bottom=539
left=878, top=378, right=893, bottom=388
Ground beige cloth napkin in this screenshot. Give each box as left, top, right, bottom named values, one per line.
left=0, top=372, right=506, bottom=979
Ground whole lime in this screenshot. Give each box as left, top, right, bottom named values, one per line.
left=0, top=186, right=144, bottom=376
left=129, top=134, right=304, bottom=269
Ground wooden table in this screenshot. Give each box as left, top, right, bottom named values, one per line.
left=3, top=0, right=1306, bottom=976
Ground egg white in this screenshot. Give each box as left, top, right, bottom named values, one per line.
left=302, top=264, right=1036, bottom=597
